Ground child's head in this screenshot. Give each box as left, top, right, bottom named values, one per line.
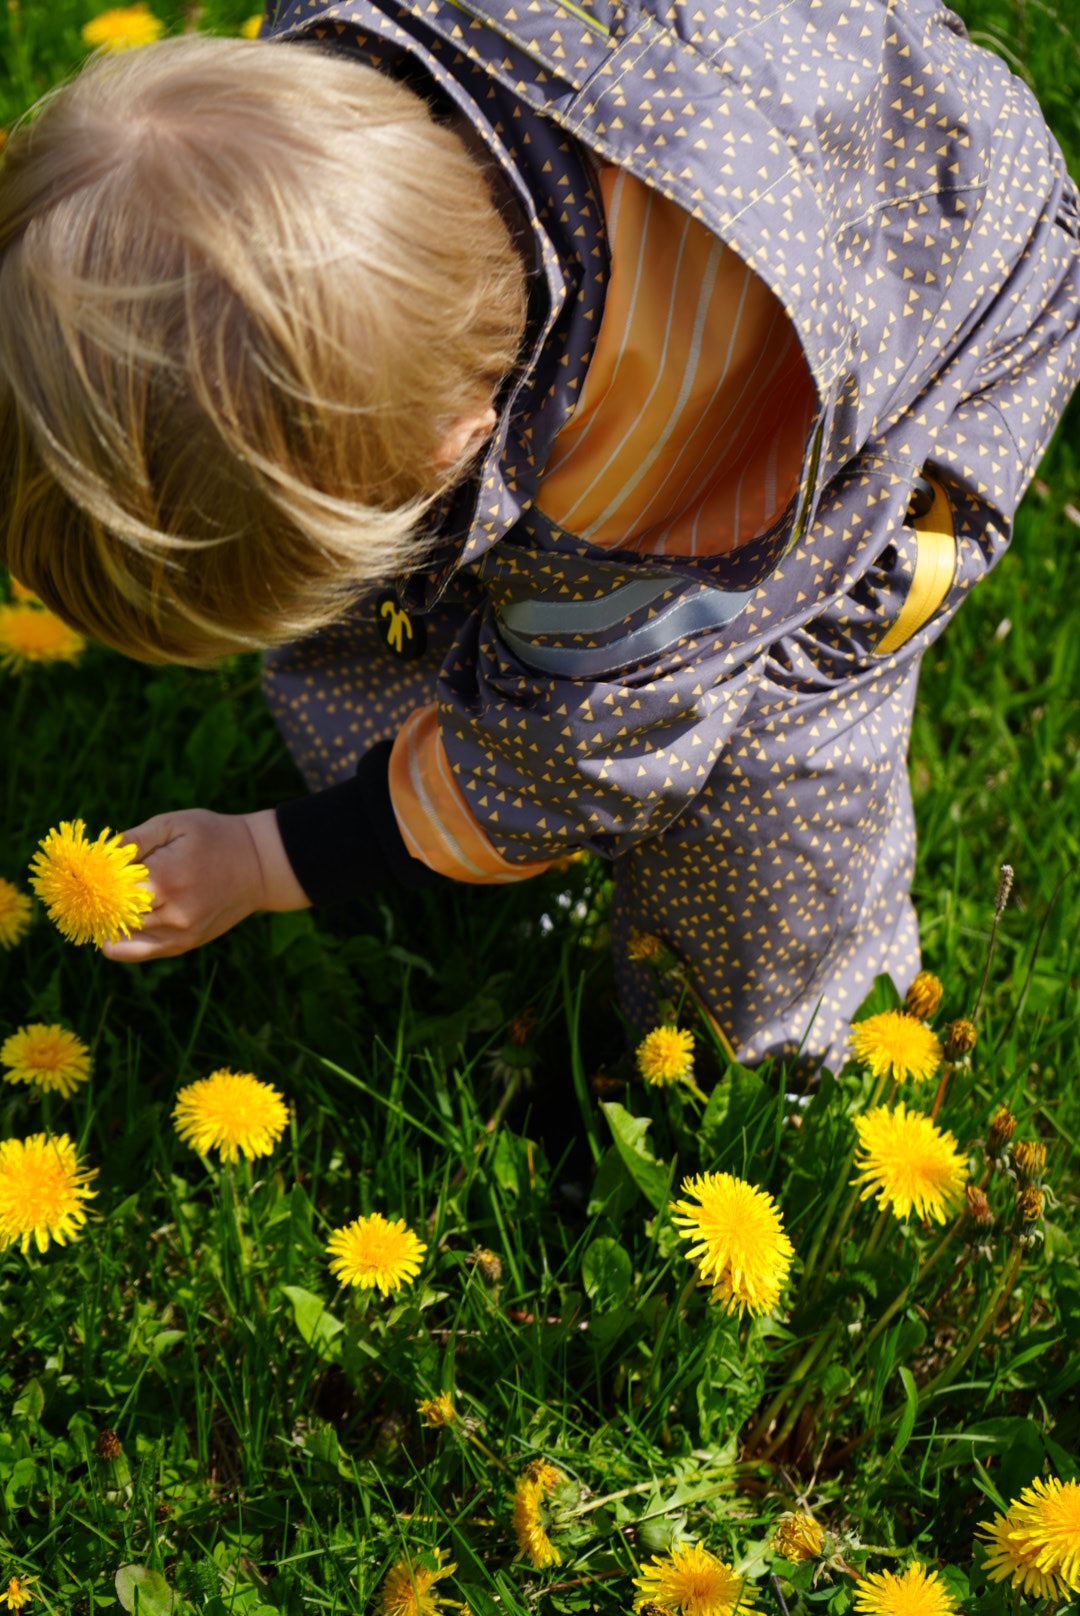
left=0, top=36, right=528, bottom=662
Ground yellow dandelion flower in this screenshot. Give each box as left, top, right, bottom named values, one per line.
left=1, top=1577, right=38, bottom=1612
left=173, top=1069, right=288, bottom=1163
left=0, top=1134, right=97, bottom=1254
left=2, top=1025, right=91, bottom=1098
left=1004, top=1476, right=1080, bottom=1592
left=942, top=1019, right=977, bottom=1063
left=628, top=928, right=664, bottom=962
left=670, top=1172, right=794, bottom=1317
left=977, top=1509, right=1068, bottom=1601
left=417, top=1392, right=456, bottom=1428
left=29, top=820, right=152, bottom=947
left=325, top=1213, right=426, bottom=1294
left=634, top=1542, right=756, bottom=1616
left=637, top=1025, right=695, bottom=1086
left=852, top=1564, right=958, bottom=1616
left=852, top=1103, right=968, bottom=1224
left=0, top=879, right=32, bottom=949
left=512, top=1461, right=563, bottom=1569
left=904, top=972, right=943, bottom=1020
left=0, top=605, right=84, bottom=672
left=850, top=1011, right=942, bottom=1085
left=239, top=12, right=262, bottom=33
left=772, top=1512, right=824, bottom=1562
left=81, top=2, right=164, bottom=49
left=378, top=1549, right=455, bottom=1616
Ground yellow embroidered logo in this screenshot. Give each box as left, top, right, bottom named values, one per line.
left=376, top=589, right=427, bottom=660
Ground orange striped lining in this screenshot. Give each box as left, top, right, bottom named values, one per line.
left=536, top=167, right=817, bottom=556
left=390, top=170, right=818, bottom=880
left=388, top=704, right=555, bottom=883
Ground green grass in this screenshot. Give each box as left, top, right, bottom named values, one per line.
left=2, top=1, right=1080, bottom=1612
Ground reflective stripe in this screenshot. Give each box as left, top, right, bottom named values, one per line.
left=497, top=578, right=755, bottom=676
left=876, top=480, right=956, bottom=655
left=502, top=574, right=674, bottom=635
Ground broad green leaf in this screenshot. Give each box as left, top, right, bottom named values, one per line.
left=12, top=1379, right=44, bottom=1423
left=281, top=1286, right=343, bottom=1355
left=891, top=1366, right=918, bottom=1458
left=581, top=1237, right=632, bottom=1308
left=115, top=1567, right=175, bottom=1616
left=601, top=1103, right=672, bottom=1211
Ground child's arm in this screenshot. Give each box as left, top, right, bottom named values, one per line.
left=100, top=807, right=310, bottom=963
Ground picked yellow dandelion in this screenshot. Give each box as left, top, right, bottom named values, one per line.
left=512, top=1460, right=563, bottom=1569
left=239, top=12, right=263, bottom=33
left=1, top=1577, right=38, bottom=1612
left=634, top=1542, right=756, bottom=1616
left=378, top=1548, right=456, bottom=1616
left=29, top=820, right=152, bottom=947
left=850, top=1010, right=942, bottom=1085
left=173, top=1069, right=288, bottom=1163
left=771, top=1512, right=824, bottom=1562
left=0, top=604, right=84, bottom=672
left=1, top=1024, right=91, bottom=1098
left=670, top=1172, right=794, bottom=1317
left=852, top=1103, right=967, bottom=1224
left=81, top=2, right=164, bottom=49
left=1003, top=1475, right=1080, bottom=1592
left=637, top=1025, right=695, bottom=1087
left=0, top=878, right=32, bottom=949
left=0, top=1134, right=97, bottom=1254
left=417, top=1392, right=456, bottom=1428
left=325, top=1212, right=426, bottom=1294
left=852, top=1563, right=958, bottom=1616
left=978, top=1508, right=1069, bottom=1601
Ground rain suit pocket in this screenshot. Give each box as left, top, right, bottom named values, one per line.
left=873, top=477, right=956, bottom=656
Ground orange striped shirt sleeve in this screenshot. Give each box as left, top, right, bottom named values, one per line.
left=388, top=704, right=555, bottom=883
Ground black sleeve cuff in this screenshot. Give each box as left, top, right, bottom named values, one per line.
left=275, top=740, right=452, bottom=908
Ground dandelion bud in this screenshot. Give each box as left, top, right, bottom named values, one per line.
left=1017, top=1183, right=1043, bottom=1222
left=943, top=1018, right=977, bottom=1063
left=772, top=1511, right=825, bottom=1561
left=994, top=864, right=1015, bottom=919
left=1011, top=1139, right=1046, bottom=1186
left=95, top=1428, right=122, bottom=1460
left=965, top=1185, right=994, bottom=1229
left=904, top=971, right=943, bottom=1020
left=469, top=1246, right=503, bottom=1284
left=987, top=1104, right=1017, bottom=1157
left=507, top=1008, right=536, bottom=1046
left=627, top=928, right=664, bottom=962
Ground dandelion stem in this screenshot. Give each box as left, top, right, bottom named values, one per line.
left=758, top=1321, right=843, bottom=1461
left=646, top=1267, right=703, bottom=1402
left=463, top=1429, right=510, bottom=1474
left=855, top=1216, right=962, bottom=1365
left=928, top=1061, right=953, bottom=1124
left=922, top=1245, right=1023, bottom=1401
left=743, top=1323, right=837, bottom=1454
left=798, top=1069, right=890, bottom=1306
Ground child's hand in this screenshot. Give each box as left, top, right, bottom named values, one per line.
left=100, top=808, right=310, bottom=962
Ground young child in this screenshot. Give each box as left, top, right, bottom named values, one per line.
left=2, top=0, right=1079, bottom=1074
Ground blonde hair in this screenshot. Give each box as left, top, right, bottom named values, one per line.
left=0, top=35, right=528, bottom=663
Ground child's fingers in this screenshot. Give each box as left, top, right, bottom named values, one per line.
left=115, top=812, right=184, bottom=861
